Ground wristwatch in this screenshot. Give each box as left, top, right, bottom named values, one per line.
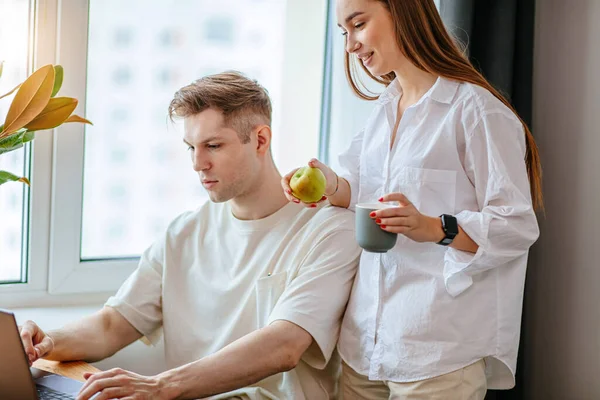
left=437, top=214, right=458, bottom=246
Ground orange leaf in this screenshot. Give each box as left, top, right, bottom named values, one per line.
left=1, top=65, right=55, bottom=137
left=24, top=97, right=78, bottom=131
left=64, top=114, right=93, bottom=125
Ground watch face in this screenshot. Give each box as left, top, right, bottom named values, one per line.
left=444, top=215, right=458, bottom=235
left=442, top=214, right=459, bottom=236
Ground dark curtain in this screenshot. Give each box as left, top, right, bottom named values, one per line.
left=439, top=0, right=535, bottom=127
left=438, top=1, right=536, bottom=399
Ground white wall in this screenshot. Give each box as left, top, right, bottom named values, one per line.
left=523, top=1, right=600, bottom=398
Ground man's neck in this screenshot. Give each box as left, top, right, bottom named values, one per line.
left=229, top=166, right=289, bottom=221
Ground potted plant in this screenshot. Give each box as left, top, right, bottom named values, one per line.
left=0, top=61, right=91, bottom=186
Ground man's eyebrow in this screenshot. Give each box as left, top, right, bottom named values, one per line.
left=200, top=135, right=222, bottom=144
left=337, top=11, right=365, bottom=27
left=183, top=135, right=222, bottom=146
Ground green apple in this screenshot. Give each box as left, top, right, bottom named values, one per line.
left=290, top=166, right=327, bottom=203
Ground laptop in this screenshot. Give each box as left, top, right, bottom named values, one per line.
left=0, top=309, right=84, bottom=400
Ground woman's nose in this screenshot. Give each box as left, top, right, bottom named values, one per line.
left=345, top=36, right=360, bottom=53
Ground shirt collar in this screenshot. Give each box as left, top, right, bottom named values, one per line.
left=376, top=79, right=401, bottom=105
left=376, top=76, right=460, bottom=105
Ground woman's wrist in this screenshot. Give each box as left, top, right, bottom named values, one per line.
left=429, top=216, right=446, bottom=243
left=325, top=173, right=340, bottom=197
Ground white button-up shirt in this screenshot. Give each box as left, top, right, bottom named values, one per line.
left=336, top=77, right=540, bottom=389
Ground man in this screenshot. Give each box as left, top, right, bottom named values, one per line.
left=19, top=72, right=360, bottom=399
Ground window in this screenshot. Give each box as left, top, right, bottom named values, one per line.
left=204, top=17, right=235, bottom=44
left=0, top=0, right=32, bottom=284
left=113, top=28, right=133, bottom=48
left=111, top=66, right=132, bottom=86
left=44, top=0, right=328, bottom=294
left=0, top=0, right=459, bottom=306
left=320, top=0, right=381, bottom=170
left=158, top=29, right=183, bottom=48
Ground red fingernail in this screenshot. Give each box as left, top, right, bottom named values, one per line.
left=321, top=196, right=327, bottom=200
left=376, top=218, right=381, bottom=224
left=378, top=197, right=383, bottom=202
left=286, top=189, right=291, bottom=194
left=369, top=212, right=376, bottom=217
left=310, top=204, right=317, bottom=208
left=294, top=200, right=300, bottom=203
left=381, top=225, right=386, bottom=228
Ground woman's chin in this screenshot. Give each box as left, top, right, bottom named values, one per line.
left=364, top=64, right=390, bottom=78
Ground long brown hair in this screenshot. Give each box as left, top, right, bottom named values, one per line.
left=345, top=0, right=543, bottom=211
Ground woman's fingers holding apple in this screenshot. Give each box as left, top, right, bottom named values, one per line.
left=301, top=195, right=327, bottom=208
left=307, top=158, right=337, bottom=195
left=284, top=161, right=331, bottom=207
left=308, top=158, right=332, bottom=175
left=290, top=165, right=328, bottom=205
left=282, top=168, right=301, bottom=204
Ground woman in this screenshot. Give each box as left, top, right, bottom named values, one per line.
left=282, top=0, right=541, bottom=398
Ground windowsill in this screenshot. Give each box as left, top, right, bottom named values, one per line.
left=0, top=289, right=116, bottom=309
left=10, top=304, right=166, bottom=375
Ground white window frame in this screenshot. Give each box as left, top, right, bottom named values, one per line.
left=0, top=0, right=56, bottom=304
left=0, top=0, right=328, bottom=303
left=46, top=0, right=138, bottom=294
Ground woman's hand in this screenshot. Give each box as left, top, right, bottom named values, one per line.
left=371, top=193, right=445, bottom=243
left=281, top=158, right=337, bottom=208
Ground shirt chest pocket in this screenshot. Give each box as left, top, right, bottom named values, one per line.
left=255, top=271, right=288, bottom=329
left=394, top=167, right=457, bottom=217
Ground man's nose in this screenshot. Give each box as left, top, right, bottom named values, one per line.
left=192, top=154, right=210, bottom=172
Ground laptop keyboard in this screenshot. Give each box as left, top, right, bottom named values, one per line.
left=36, top=385, right=76, bottom=400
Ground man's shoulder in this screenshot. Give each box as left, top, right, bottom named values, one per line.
left=301, top=204, right=355, bottom=234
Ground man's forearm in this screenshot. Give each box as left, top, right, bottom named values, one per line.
left=46, top=316, right=113, bottom=362
left=157, top=320, right=312, bottom=400
left=46, top=308, right=141, bottom=362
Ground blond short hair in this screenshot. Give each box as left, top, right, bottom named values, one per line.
left=168, top=71, right=272, bottom=143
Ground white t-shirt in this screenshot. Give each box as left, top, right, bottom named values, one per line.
left=105, top=201, right=360, bottom=399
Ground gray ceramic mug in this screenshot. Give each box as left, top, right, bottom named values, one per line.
left=355, top=203, right=398, bottom=253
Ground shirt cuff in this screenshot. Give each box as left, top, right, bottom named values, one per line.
left=443, top=210, right=492, bottom=297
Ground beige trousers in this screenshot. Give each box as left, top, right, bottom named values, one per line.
left=340, top=360, right=487, bottom=400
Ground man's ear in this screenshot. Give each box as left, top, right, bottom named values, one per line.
left=255, top=125, right=272, bottom=155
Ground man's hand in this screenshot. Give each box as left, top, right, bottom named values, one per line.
left=76, top=368, right=175, bottom=400
left=19, top=320, right=54, bottom=366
